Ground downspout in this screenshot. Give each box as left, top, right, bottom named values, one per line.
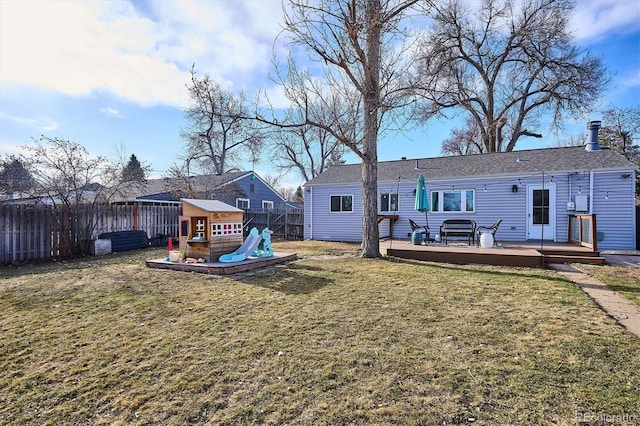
left=589, top=171, right=594, bottom=214
left=308, top=186, right=312, bottom=240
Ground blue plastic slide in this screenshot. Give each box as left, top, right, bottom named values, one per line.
left=218, top=227, right=262, bottom=263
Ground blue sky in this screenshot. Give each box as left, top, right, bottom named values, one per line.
left=1, top=0, right=639, bottom=189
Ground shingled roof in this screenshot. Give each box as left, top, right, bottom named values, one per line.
left=306, top=146, right=635, bottom=185
left=114, top=171, right=250, bottom=202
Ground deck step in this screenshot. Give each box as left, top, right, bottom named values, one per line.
left=543, top=254, right=606, bottom=265
left=540, top=249, right=601, bottom=257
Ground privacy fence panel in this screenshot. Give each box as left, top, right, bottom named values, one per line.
left=0, top=203, right=181, bottom=264
left=244, top=208, right=304, bottom=241
left=1, top=204, right=300, bottom=264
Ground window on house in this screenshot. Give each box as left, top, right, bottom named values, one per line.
left=236, top=198, right=250, bottom=209
left=431, top=190, right=475, bottom=213
left=330, top=195, right=353, bottom=212
left=192, top=216, right=207, bottom=239
left=262, top=200, right=274, bottom=209
left=250, top=183, right=255, bottom=193
left=380, top=192, right=398, bottom=212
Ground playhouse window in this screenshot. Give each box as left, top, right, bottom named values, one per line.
left=193, top=217, right=207, bottom=238
left=211, top=222, right=243, bottom=237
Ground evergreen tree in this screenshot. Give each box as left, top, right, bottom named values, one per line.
left=122, top=154, right=146, bottom=182
left=0, top=156, right=35, bottom=194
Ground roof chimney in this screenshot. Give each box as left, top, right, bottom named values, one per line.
left=585, top=120, right=602, bottom=151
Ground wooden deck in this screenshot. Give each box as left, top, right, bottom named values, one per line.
left=382, top=240, right=604, bottom=268
left=146, top=252, right=297, bottom=275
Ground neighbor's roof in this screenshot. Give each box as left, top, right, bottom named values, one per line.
left=181, top=199, right=243, bottom=212
left=306, top=146, right=635, bottom=185
left=114, top=171, right=250, bottom=201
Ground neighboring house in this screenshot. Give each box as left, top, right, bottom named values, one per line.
left=115, top=171, right=287, bottom=210
left=303, top=143, right=637, bottom=250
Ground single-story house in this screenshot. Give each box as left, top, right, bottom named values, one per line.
left=115, top=171, right=287, bottom=210
left=303, top=141, right=637, bottom=251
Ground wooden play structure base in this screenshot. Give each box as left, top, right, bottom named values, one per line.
left=146, top=252, right=297, bottom=275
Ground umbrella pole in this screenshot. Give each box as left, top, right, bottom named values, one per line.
left=425, top=212, right=429, bottom=242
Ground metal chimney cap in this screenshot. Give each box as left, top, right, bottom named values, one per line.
left=585, top=119, right=602, bottom=151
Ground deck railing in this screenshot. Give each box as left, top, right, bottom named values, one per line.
left=568, top=214, right=597, bottom=252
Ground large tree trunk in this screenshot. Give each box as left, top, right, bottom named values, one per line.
left=360, top=0, right=381, bottom=258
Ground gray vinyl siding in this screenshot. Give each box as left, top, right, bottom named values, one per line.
left=304, top=184, right=362, bottom=242
left=590, top=171, right=636, bottom=250
left=306, top=170, right=637, bottom=249
left=418, top=176, right=527, bottom=242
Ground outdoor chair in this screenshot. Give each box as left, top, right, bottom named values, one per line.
left=476, top=219, right=502, bottom=247
left=409, top=219, right=431, bottom=241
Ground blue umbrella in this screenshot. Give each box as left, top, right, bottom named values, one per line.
left=415, top=174, right=430, bottom=228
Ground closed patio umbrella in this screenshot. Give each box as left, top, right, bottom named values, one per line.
left=415, top=174, right=430, bottom=229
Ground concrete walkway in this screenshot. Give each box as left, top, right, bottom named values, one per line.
left=549, top=263, right=640, bottom=339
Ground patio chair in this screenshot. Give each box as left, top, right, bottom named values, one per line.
left=476, top=219, right=502, bottom=247
left=409, top=219, right=431, bottom=241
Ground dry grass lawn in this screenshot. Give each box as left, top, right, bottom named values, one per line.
left=578, top=263, right=640, bottom=307
left=1, top=241, right=639, bottom=425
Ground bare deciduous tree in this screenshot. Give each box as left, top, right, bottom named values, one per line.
left=278, top=0, right=420, bottom=257
left=19, top=137, right=143, bottom=256
left=415, top=0, right=609, bottom=153
left=552, top=133, right=587, bottom=148
left=441, top=117, right=484, bottom=155
left=182, top=65, right=266, bottom=175
left=599, top=105, right=640, bottom=162
left=267, top=75, right=346, bottom=182
left=600, top=105, right=640, bottom=197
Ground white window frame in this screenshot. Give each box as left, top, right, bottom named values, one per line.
left=236, top=198, right=250, bottom=209
left=330, top=194, right=353, bottom=213
left=262, top=200, right=274, bottom=209
left=211, top=222, right=243, bottom=237
left=431, top=189, right=475, bottom=213
left=379, top=192, right=398, bottom=212
left=194, top=217, right=207, bottom=239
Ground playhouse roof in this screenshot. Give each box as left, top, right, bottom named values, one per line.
left=181, top=199, right=243, bottom=213
left=306, top=146, right=635, bottom=185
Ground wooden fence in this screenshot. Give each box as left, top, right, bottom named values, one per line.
left=0, top=203, right=180, bottom=264
left=1, top=204, right=304, bottom=264
left=244, top=208, right=304, bottom=241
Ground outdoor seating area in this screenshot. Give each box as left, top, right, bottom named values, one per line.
left=476, top=219, right=502, bottom=248
left=439, top=219, right=476, bottom=245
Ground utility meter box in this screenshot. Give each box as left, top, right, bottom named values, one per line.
left=575, top=195, right=588, bottom=212
left=566, top=201, right=575, bottom=211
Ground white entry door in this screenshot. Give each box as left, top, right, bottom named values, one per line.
left=527, top=184, right=555, bottom=240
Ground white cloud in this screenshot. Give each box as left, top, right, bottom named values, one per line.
left=40, top=118, right=59, bottom=132
left=0, top=0, right=286, bottom=107
left=569, top=0, right=640, bottom=41
left=99, top=107, right=123, bottom=118
left=0, top=112, right=58, bottom=132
